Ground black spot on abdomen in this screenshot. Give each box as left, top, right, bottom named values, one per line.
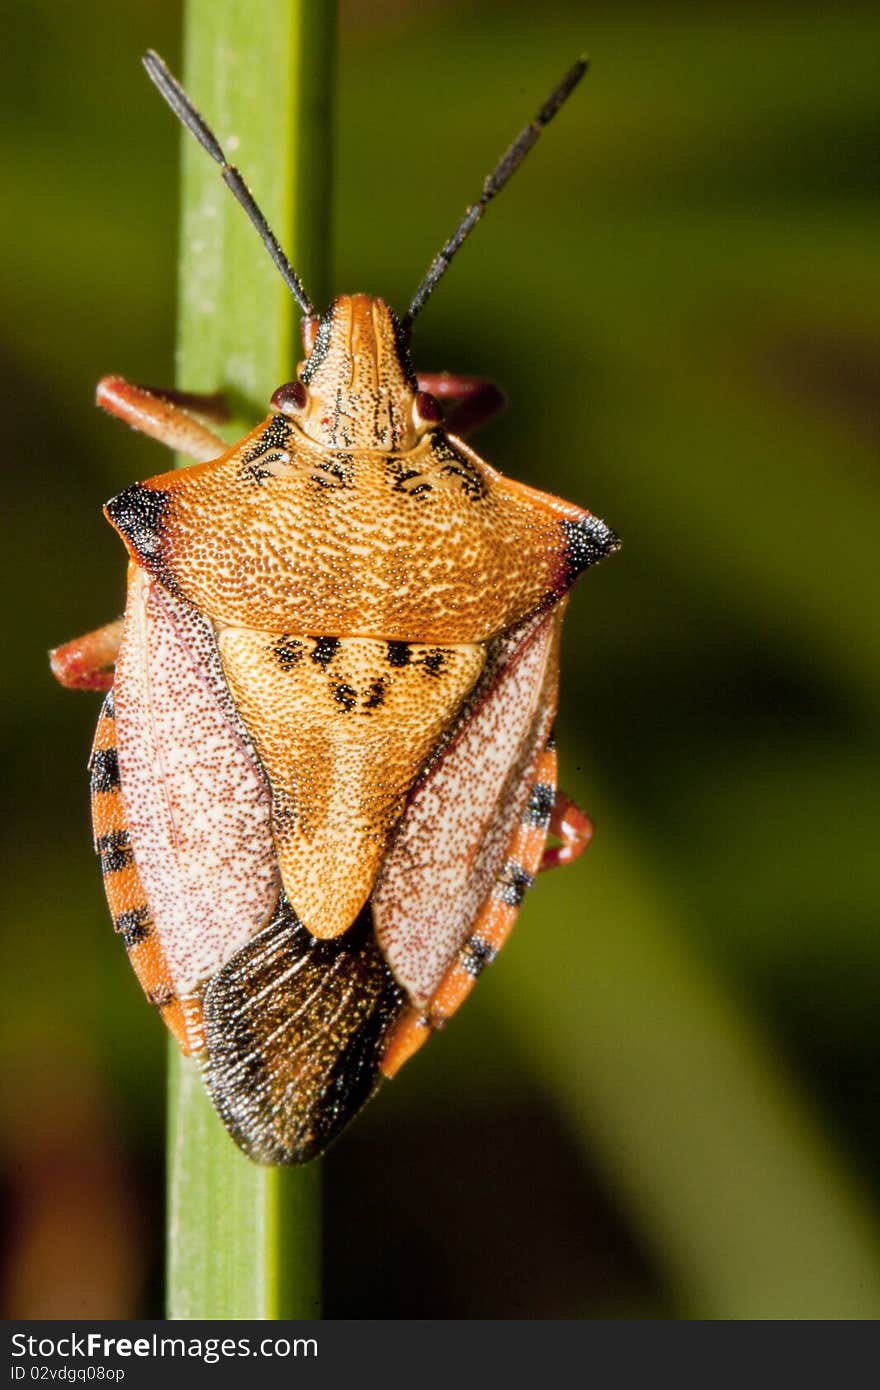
left=523, top=782, right=554, bottom=828
left=97, top=829, right=133, bottom=875
left=387, top=642, right=411, bottom=667
left=273, top=636, right=305, bottom=670
left=495, top=860, right=534, bottom=908
left=334, top=682, right=357, bottom=711
left=90, top=747, right=120, bottom=794
left=115, top=905, right=152, bottom=948
left=311, top=636, right=341, bottom=667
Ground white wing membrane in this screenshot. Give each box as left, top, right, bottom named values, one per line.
left=114, top=570, right=280, bottom=995
left=373, top=610, right=560, bottom=1007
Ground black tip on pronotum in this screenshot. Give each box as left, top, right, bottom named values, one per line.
left=561, top=515, right=621, bottom=580
left=403, top=55, right=590, bottom=329
left=105, top=483, right=167, bottom=555
left=104, top=483, right=178, bottom=593
left=141, top=50, right=315, bottom=320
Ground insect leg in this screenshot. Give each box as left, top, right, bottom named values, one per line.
left=96, top=376, right=228, bottom=461
left=133, top=384, right=229, bottom=423
left=540, top=791, right=593, bottom=870
left=50, top=619, right=124, bottom=691
left=417, top=372, right=506, bottom=437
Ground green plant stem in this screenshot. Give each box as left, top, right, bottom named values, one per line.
left=166, top=0, right=336, bottom=1320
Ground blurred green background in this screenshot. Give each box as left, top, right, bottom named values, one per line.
left=3, top=0, right=879, bottom=1318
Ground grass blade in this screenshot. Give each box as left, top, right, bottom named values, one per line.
left=165, top=0, right=336, bottom=1320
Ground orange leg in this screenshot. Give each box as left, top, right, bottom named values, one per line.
left=53, top=379, right=227, bottom=689
left=134, top=384, right=229, bottom=423
left=416, top=372, right=506, bottom=437
left=540, top=791, right=593, bottom=871
left=50, top=619, right=123, bottom=692
left=96, top=376, right=228, bottom=461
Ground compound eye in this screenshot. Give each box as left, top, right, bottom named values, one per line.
left=414, top=391, right=443, bottom=428
left=271, top=380, right=308, bottom=414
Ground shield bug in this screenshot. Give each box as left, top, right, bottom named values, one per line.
left=50, top=51, right=619, bottom=1164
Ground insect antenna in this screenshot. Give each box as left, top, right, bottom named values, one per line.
left=403, top=56, right=588, bottom=330
left=142, top=50, right=316, bottom=320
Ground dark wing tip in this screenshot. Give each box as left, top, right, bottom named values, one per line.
left=201, top=900, right=406, bottom=1165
